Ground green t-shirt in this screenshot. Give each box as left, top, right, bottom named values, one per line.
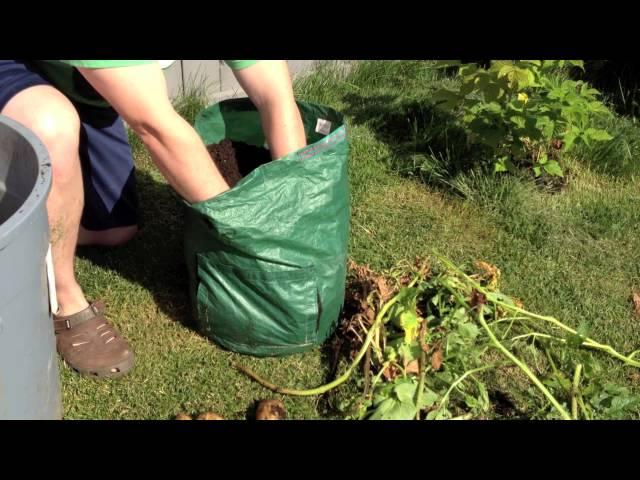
left=61, top=60, right=258, bottom=70
left=31, top=60, right=259, bottom=108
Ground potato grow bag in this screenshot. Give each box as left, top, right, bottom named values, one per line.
left=184, top=98, right=349, bottom=357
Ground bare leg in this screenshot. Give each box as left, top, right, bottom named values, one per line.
left=77, top=225, right=138, bottom=247
left=2, top=86, right=88, bottom=316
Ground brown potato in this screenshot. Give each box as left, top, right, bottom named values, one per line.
left=196, top=412, right=224, bottom=420
left=256, top=400, right=287, bottom=420
left=175, top=413, right=193, bottom=420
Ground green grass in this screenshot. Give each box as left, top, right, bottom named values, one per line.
left=64, top=61, right=640, bottom=419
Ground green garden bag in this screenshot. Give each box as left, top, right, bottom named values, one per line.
left=184, top=98, right=349, bottom=357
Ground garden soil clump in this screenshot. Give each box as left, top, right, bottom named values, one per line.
left=206, top=139, right=272, bottom=187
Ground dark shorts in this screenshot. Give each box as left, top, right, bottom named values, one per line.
left=0, top=60, right=139, bottom=231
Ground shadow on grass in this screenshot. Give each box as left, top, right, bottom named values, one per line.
left=340, top=92, right=490, bottom=191
left=76, top=168, right=197, bottom=333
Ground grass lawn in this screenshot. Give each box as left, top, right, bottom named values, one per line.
left=63, top=61, right=640, bottom=419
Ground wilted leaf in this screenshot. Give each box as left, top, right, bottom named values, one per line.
left=632, top=291, right=640, bottom=317
left=376, top=276, right=394, bottom=302
left=405, top=359, right=420, bottom=375
left=474, top=260, right=501, bottom=290
left=431, top=347, right=444, bottom=371
left=382, top=364, right=400, bottom=381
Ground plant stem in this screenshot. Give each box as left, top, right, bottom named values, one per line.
left=371, top=361, right=391, bottom=392
left=510, top=332, right=565, bottom=343
left=435, top=364, right=496, bottom=416
left=501, top=317, right=517, bottom=340
left=451, top=413, right=474, bottom=420
left=475, top=305, right=573, bottom=420
left=434, top=251, right=640, bottom=368
left=415, top=346, right=428, bottom=420
left=363, top=344, right=372, bottom=399
left=489, top=299, right=640, bottom=366
left=488, top=317, right=531, bottom=325
left=571, top=363, right=583, bottom=420
left=577, top=391, right=591, bottom=420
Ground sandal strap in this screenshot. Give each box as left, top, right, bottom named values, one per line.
left=53, top=303, right=103, bottom=334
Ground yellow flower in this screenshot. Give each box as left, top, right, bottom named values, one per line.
left=517, top=92, right=529, bottom=104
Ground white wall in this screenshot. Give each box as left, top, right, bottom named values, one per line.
left=162, top=60, right=320, bottom=101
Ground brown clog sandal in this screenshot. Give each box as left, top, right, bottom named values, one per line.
left=53, top=301, right=134, bottom=379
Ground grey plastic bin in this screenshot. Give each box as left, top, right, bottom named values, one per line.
left=0, top=114, right=61, bottom=420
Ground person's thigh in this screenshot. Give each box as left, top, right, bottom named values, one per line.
left=0, top=61, right=82, bottom=187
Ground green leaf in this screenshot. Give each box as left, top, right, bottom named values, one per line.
left=462, top=111, right=477, bottom=123
left=369, top=398, right=417, bottom=420
left=538, top=152, right=548, bottom=165
left=460, top=80, right=476, bottom=96
left=543, top=160, right=564, bottom=177
left=563, top=130, right=579, bottom=151
left=610, top=395, right=640, bottom=412
left=458, top=322, right=480, bottom=341
left=494, top=162, right=508, bottom=173
left=506, top=68, right=533, bottom=90
left=544, top=373, right=572, bottom=392
left=371, top=384, right=396, bottom=408
left=483, top=82, right=504, bottom=102
left=535, top=116, right=556, bottom=139
left=577, top=321, right=590, bottom=338
left=508, top=99, right=525, bottom=112
left=510, top=115, right=526, bottom=129
left=482, top=101, right=504, bottom=114
left=388, top=287, right=420, bottom=324
left=393, top=401, right=419, bottom=419
left=432, top=89, right=462, bottom=110
left=426, top=408, right=452, bottom=420
left=459, top=64, right=479, bottom=77
left=587, top=101, right=610, bottom=114
left=585, top=128, right=613, bottom=142
left=581, top=87, right=601, bottom=98
left=394, top=380, right=418, bottom=403
left=568, top=60, right=585, bottom=70
left=398, top=342, right=421, bottom=364
left=533, top=165, right=542, bottom=177
left=396, top=287, right=420, bottom=308
left=399, top=310, right=420, bottom=343
left=476, top=382, right=490, bottom=411
left=384, top=346, right=398, bottom=363
left=367, top=398, right=396, bottom=420
left=566, top=331, right=585, bottom=349
left=494, top=156, right=515, bottom=173
left=471, top=123, right=506, bottom=148
left=498, top=64, right=516, bottom=79
left=419, top=388, right=439, bottom=409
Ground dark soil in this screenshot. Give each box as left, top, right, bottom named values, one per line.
left=206, top=139, right=272, bottom=188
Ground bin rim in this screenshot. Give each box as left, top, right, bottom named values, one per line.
left=0, top=115, right=52, bottom=250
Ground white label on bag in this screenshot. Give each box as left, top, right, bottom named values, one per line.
left=315, top=118, right=332, bottom=135
left=45, top=244, right=58, bottom=315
